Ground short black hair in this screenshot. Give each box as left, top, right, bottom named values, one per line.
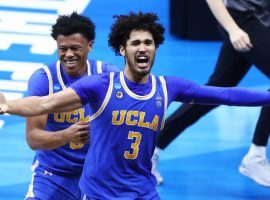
left=51, top=11, right=95, bottom=42
left=108, top=12, right=165, bottom=56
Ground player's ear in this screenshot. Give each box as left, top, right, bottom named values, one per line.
left=88, top=41, right=93, bottom=52
left=120, top=45, right=125, bottom=56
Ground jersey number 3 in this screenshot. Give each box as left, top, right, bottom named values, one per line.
left=124, top=131, right=142, bottom=159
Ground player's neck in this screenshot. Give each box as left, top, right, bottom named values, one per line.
left=123, top=68, right=149, bottom=84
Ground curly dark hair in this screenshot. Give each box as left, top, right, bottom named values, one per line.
left=51, top=11, right=95, bottom=42
left=108, top=12, right=165, bottom=56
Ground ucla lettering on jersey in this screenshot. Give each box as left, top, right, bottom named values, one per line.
left=112, top=110, right=159, bottom=131
left=35, top=59, right=115, bottom=175
left=79, top=71, right=168, bottom=198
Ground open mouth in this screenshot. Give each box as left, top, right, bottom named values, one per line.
left=136, top=56, right=149, bottom=67
left=64, top=59, right=78, bottom=65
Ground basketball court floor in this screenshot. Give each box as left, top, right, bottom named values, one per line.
left=0, top=0, right=269, bottom=199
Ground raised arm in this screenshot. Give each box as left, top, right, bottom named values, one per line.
left=0, top=88, right=82, bottom=117
left=206, top=0, right=252, bottom=51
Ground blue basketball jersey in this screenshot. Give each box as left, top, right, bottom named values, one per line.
left=71, top=69, right=270, bottom=199
left=72, top=70, right=270, bottom=199
left=28, top=60, right=119, bottom=175
left=72, top=71, right=167, bottom=199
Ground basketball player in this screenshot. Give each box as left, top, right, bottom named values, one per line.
left=1, top=12, right=270, bottom=199
left=24, top=12, right=119, bottom=200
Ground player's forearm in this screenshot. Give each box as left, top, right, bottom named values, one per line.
left=7, top=96, right=49, bottom=117
left=27, top=129, right=69, bottom=150
left=206, top=0, right=239, bottom=33
left=6, top=89, right=82, bottom=116
left=193, top=86, right=270, bottom=106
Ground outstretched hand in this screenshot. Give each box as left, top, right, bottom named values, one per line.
left=0, top=93, right=8, bottom=115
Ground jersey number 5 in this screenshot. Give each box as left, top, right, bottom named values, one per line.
left=124, top=131, right=142, bottom=159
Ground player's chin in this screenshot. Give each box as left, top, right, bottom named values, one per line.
left=137, top=69, right=151, bottom=76
left=138, top=65, right=152, bottom=74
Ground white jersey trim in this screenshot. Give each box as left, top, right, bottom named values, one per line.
left=42, top=65, right=53, bottom=94
left=159, top=76, right=168, bottom=130
left=24, top=160, right=39, bottom=199
left=87, top=60, right=91, bottom=76
left=90, top=72, right=114, bottom=121
left=56, top=60, right=91, bottom=89
left=97, top=61, right=103, bottom=74
left=119, top=71, right=156, bottom=100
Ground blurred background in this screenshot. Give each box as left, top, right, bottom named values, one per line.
left=0, top=0, right=269, bottom=199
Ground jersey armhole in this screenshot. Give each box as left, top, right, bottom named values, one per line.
left=42, top=65, right=53, bottom=94
left=159, top=76, right=168, bottom=130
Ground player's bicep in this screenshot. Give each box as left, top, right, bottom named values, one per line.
left=26, top=115, right=47, bottom=140
left=27, top=115, right=47, bottom=131
left=165, top=76, right=198, bottom=103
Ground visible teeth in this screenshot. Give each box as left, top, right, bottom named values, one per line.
left=137, top=56, right=148, bottom=63
left=138, top=56, right=147, bottom=59
left=66, top=60, right=77, bottom=64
